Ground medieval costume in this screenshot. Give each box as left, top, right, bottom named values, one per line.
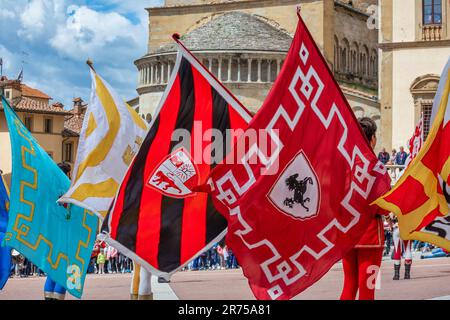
left=340, top=117, right=389, bottom=300
left=130, top=262, right=153, bottom=300
left=340, top=214, right=385, bottom=300
left=392, top=219, right=412, bottom=280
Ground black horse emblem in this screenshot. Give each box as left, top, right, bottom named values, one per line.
left=283, top=174, right=314, bottom=211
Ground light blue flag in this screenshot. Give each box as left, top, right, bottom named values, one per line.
left=2, top=97, right=98, bottom=298
left=0, top=173, right=11, bottom=290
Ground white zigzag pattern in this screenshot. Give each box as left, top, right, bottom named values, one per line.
left=213, top=42, right=381, bottom=300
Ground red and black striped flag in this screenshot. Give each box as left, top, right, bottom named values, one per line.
left=101, top=36, right=252, bottom=277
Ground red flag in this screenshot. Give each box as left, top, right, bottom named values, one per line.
left=206, top=12, right=391, bottom=300
left=101, top=37, right=252, bottom=278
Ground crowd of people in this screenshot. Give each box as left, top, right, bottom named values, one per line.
left=182, top=244, right=239, bottom=271
left=377, top=147, right=409, bottom=166
left=9, top=240, right=136, bottom=278
left=9, top=241, right=239, bottom=279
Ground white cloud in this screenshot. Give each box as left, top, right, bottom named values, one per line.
left=49, top=5, right=145, bottom=61
left=0, top=9, right=15, bottom=19
left=1, top=1, right=165, bottom=105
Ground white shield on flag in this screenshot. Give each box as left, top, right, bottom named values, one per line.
left=267, top=151, right=320, bottom=220
left=147, top=148, right=199, bottom=198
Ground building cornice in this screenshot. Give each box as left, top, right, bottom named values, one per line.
left=334, top=0, right=370, bottom=18
left=146, top=0, right=299, bottom=15
left=135, top=50, right=288, bottom=66
left=379, top=39, right=450, bottom=51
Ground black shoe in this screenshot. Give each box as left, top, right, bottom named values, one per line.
left=158, top=276, right=170, bottom=283
left=404, top=264, right=411, bottom=280
left=393, top=264, right=400, bottom=280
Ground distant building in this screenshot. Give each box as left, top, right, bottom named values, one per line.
left=0, top=76, right=71, bottom=184
left=134, top=0, right=382, bottom=149
left=63, top=97, right=88, bottom=168
left=379, top=0, right=450, bottom=150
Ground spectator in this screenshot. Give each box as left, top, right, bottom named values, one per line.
left=383, top=218, right=393, bottom=256
left=389, top=149, right=397, bottom=165
left=97, top=249, right=106, bottom=275
left=395, top=146, right=408, bottom=166
left=223, top=246, right=229, bottom=268
left=421, top=247, right=450, bottom=259
left=107, top=246, right=118, bottom=274
left=377, top=148, right=390, bottom=165
left=217, top=245, right=225, bottom=270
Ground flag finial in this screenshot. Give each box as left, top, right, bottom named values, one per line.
left=297, top=6, right=302, bottom=18
left=86, top=59, right=96, bottom=72
left=172, top=33, right=181, bottom=41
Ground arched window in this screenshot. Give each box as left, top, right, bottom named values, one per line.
left=351, top=42, right=359, bottom=74
left=341, top=38, right=350, bottom=73
left=423, top=0, right=442, bottom=25
left=362, top=46, right=369, bottom=77
left=410, top=74, right=440, bottom=140
left=334, top=36, right=339, bottom=72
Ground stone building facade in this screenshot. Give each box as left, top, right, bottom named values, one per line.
left=0, top=77, right=71, bottom=184
left=379, top=0, right=450, bottom=151
left=135, top=0, right=382, bottom=148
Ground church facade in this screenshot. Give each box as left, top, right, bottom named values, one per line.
left=134, top=0, right=382, bottom=148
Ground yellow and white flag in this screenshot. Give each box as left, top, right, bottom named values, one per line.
left=59, top=67, right=148, bottom=219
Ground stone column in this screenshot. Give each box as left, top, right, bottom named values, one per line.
left=218, top=57, right=222, bottom=81
left=227, top=58, right=232, bottom=82
left=257, top=59, right=262, bottom=83
left=150, top=64, right=154, bottom=84
left=208, top=58, right=213, bottom=72
left=237, top=58, right=241, bottom=82
left=160, top=63, right=164, bottom=84
left=267, top=60, right=271, bottom=82
left=277, top=60, right=281, bottom=76
left=167, top=62, right=171, bottom=82
left=248, top=58, right=252, bottom=82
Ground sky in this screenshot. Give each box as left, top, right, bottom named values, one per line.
left=0, top=0, right=164, bottom=108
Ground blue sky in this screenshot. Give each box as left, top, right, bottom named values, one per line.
left=0, top=0, right=164, bottom=108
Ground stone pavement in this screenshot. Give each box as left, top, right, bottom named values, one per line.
left=0, top=274, right=177, bottom=300
left=1, top=258, right=449, bottom=300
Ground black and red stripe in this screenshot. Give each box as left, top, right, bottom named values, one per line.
left=103, top=53, right=250, bottom=274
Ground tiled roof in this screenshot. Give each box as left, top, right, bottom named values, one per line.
left=155, top=11, right=292, bottom=53
left=21, top=84, right=52, bottom=100
left=0, top=96, right=72, bottom=115
left=63, top=109, right=86, bottom=137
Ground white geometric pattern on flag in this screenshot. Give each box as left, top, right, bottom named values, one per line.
left=211, top=43, right=385, bottom=300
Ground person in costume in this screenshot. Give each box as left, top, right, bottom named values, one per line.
left=391, top=216, right=413, bottom=280
left=130, top=262, right=153, bottom=300
left=340, top=117, right=390, bottom=300
left=44, top=162, right=71, bottom=300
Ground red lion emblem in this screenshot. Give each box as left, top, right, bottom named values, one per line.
left=153, top=171, right=182, bottom=194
